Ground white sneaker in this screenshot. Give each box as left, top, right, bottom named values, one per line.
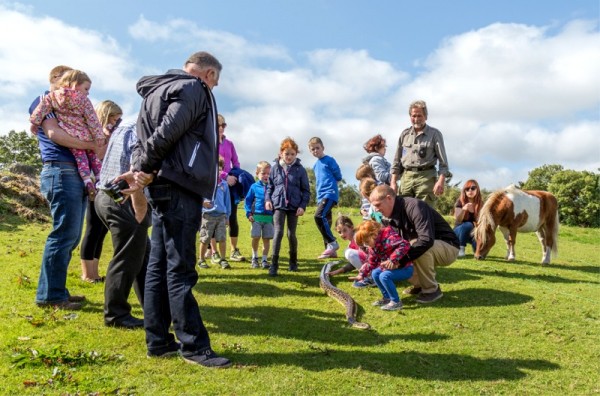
left=458, top=246, right=466, bottom=258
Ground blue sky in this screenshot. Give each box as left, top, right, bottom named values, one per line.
left=1, top=0, right=598, bottom=189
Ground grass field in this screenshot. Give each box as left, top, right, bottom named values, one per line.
left=0, top=206, right=598, bottom=395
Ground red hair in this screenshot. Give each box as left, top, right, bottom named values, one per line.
left=459, top=179, right=483, bottom=219
left=355, top=220, right=382, bottom=246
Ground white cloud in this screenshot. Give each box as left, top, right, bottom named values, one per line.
left=0, top=5, right=597, bottom=194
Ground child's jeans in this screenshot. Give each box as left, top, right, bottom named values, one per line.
left=372, top=265, right=414, bottom=303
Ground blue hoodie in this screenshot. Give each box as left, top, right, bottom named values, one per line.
left=313, top=155, right=342, bottom=202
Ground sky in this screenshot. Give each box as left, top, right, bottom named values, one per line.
left=1, top=0, right=598, bottom=190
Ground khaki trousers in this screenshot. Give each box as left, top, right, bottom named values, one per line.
left=400, top=169, right=437, bottom=206
left=412, top=239, right=458, bottom=293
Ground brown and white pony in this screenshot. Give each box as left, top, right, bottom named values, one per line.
left=473, top=184, right=559, bottom=265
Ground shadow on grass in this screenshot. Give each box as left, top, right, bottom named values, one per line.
left=420, top=288, right=533, bottom=308
left=197, top=279, right=324, bottom=298
left=448, top=261, right=600, bottom=285
left=203, top=305, right=450, bottom=346
left=231, top=350, right=559, bottom=380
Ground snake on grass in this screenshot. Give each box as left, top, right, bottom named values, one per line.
left=319, top=261, right=371, bottom=330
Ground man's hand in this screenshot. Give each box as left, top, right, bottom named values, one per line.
left=265, top=202, right=273, bottom=211
left=383, top=260, right=399, bottom=270
left=134, top=171, right=155, bottom=188
left=433, top=175, right=446, bottom=196
left=296, top=208, right=305, bottom=216
left=226, top=175, right=237, bottom=186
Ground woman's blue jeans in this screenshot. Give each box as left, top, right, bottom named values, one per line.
left=454, top=221, right=476, bottom=250
left=36, top=163, right=86, bottom=304
left=372, top=265, right=414, bottom=303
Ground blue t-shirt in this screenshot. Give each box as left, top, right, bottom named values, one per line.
left=313, top=155, right=342, bottom=202
left=29, top=92, right=76, bottom=163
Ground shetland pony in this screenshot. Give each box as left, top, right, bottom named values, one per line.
left=473, top=184, right=559, bottom=265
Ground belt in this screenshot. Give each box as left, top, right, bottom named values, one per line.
left=404, top=165, right=434, bottom=172
left=43, top=161, right=76, bottom=166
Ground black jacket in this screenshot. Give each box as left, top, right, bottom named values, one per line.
left=388, top=196, right=459, bottom=265
left=132, top=69, right=219, bottom=199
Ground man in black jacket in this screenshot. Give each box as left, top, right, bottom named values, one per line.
left=131, top=51, right=230, bottom=368
left=369, top=184, right=459, bottom=303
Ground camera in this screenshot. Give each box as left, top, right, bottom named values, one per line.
left=103, top=179, right=129, bottom=203
left=418, top=146, right=427, bottom=158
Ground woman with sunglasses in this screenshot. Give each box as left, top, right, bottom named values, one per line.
left=454, top=180, right=483, bottom=257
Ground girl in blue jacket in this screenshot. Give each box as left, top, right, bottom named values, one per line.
left=265, top=137, right=310, bottom=276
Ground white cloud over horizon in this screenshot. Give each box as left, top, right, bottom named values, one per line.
left=0, top=3, right=598, bottom=191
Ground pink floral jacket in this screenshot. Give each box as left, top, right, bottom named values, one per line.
left=30, top=88, right=104, bottom=142
left=359, top=226, right=412, bottom=277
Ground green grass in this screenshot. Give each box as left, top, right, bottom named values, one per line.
left=0, top=206, right=598, bottom=395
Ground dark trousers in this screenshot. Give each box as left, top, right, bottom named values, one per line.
left=314, top=198, right=336, bottom=246
left=95, top=191, right=150, bottom=323
left=81, top=199, right=109, bottom=260
left=272, top=209, right=299, bottom=263
left=144, top=183, right=211, bottom=356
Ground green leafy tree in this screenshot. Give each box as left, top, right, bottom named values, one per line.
left=548, top=170, right=600, bottom=227
left=0, top=130, right=41, bottom=172
left=521, top=164, right=564, bottom=190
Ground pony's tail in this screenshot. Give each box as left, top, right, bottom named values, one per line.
left=551, top=212, right=559, bottom=258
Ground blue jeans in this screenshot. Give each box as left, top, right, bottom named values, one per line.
left=144, top=183, right=211, bottom=356
left=372, top=265, right=414, bottom=303
left=36, top=162, right=86, bottom=304
left=454, top=222, right=476, bottom=250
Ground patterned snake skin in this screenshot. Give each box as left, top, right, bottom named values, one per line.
left=320, top=261, right=371, bottom=330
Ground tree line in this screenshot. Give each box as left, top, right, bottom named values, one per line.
left=1, top=130, right=598, bottom=227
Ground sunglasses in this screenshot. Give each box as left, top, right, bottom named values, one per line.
left=465, top=186, right=478, bottom=191
left=219, top=123, right=227, bottom=128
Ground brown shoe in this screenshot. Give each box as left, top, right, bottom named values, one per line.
left=37, top=300, right=82, bottom=310
left=402, top=286, right=422, bottom=295
left=68, top=295, right=86, bottom=303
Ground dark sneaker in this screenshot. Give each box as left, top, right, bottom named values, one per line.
left=416, top=286, right=443, bottom=304
left=220, top=259, right=231, bottom=269
left=197, top=260, right=209, bottom=269
left=105, top=316, right=144, bottom=329
left=147, top=342, right=181, bottom=358
left=251, top=258, right=260, bottom=269
left=230, top=249, right=245, bottom=262
left=381, top=301, right=403, bottom=311
left=37, top=300, right=82, bottom=310
left=261, top=260, right=270, bottom=269
left=371, top=298, right=391, bottom=307
left=211, top=252, right=221, bottom=265
left=181, top=349, right=232, bottom=368
left=402, top=286, right=422, bottom=295
left=353, top=280, right=370, bottom=288
left=288, top=262, right=298, bottom=272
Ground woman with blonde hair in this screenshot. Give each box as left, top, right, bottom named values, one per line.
left=79, top=100, right=122, bottom=282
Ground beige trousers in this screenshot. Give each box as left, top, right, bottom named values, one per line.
left=412, top=239, right=459, bottom=293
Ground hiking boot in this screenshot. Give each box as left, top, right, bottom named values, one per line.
left=269, top=257, right=279, bottom=277
left=402, top=286, right=422, bottom=295
left=211, top=252, right=221, bottom=265
left=458, top=246, right=466, bottom=258
left=197, top=260, right=209, bottom=269
left=416, top=286, right=443, bottom=304
left=261, top=259, right=270, bottom=269
left=250, top=258, right=260, bottom=269
left=371, top=298, right=391, bottom=307
left=181, top=349, right=231, bottom=368
left=230, top=248, right=245, bottom=262
left=147, top=342, right=181, bottom=359
left=381, top=301, right=403, bottom=311
left=219, top=259, right=231, bottom=269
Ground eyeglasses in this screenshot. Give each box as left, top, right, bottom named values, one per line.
left=218, top=123, right=227, bottom=128
left=465, top=186, right=478, bottom=191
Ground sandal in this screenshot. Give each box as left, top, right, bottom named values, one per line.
left=85, top=182, right=97, bottom=202
left=81, top=276, right=105, bottom=284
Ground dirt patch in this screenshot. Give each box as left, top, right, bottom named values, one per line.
left=0, top=164, right=49, bottom=222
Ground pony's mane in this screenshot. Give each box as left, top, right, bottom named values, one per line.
left=474, top=189, right=507, bottom=245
